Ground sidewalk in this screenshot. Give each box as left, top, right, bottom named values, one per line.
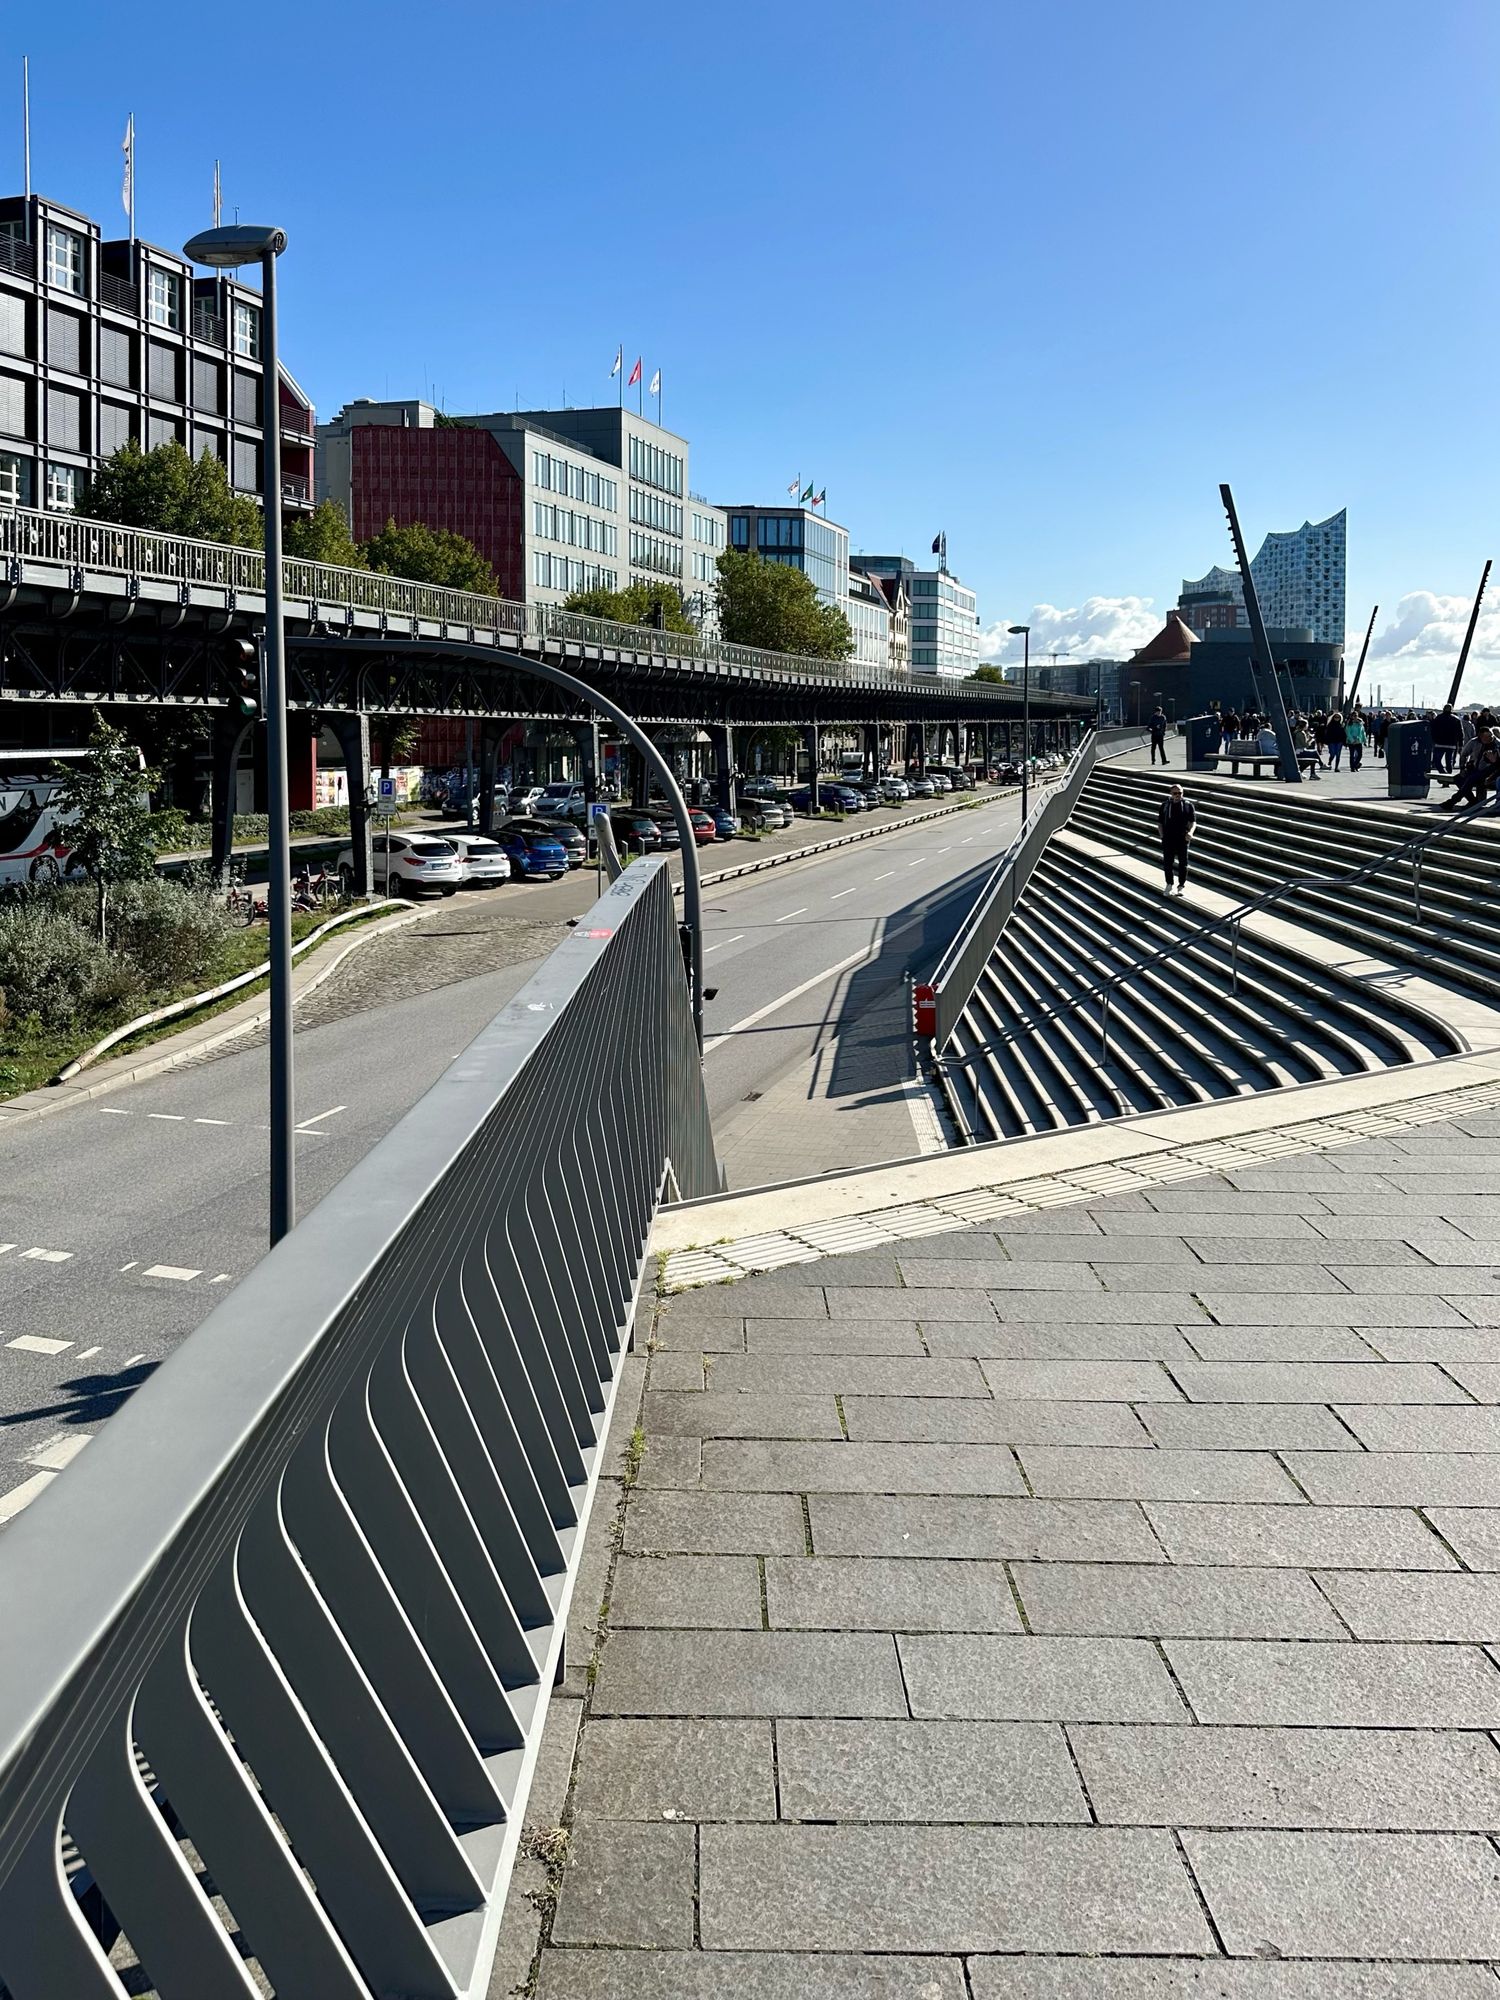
left=500, top=1077, right=1500, bottom=1995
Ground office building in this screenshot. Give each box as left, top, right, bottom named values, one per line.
left=847, top=569, right=893, bottom=670
left=719, top=503, right=850, bottom=610
left=686, top=498, right=727, bottom=630
left=317, top=399, right=703, bottom=613
left=853, top=553, right=979, bottom=676
left=1178, top=509, right=1346, bottom=647
left=1128, top=610, right=1340, bottom=718
left=0, top=190, right=314, bottom=518
left=871, top=570, right=910, bottom=673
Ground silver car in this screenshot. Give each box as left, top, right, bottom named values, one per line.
left=445, top=833, right=513, bottom=888
left=879, top=776, right=909, bottom=801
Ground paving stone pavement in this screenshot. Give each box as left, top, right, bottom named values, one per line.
left=502, top=1118, right=1500, bottom=1998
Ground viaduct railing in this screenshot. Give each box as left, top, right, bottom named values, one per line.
left=0, top=505, right=1081, bottom=709
left=0, top=859, right=716, bottom=2000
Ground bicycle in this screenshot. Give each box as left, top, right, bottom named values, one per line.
left=224, top=862, right=266, bottom=927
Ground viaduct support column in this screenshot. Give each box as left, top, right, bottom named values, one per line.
left=707, top=722, right=736, bottom=812
left=571, top=721, right=601, bottom=801
left=862, top=723, right=880, bottom=781
left=802, top=722, right=821, bottom=811
left=328, top=712, right=374, bottom=898
left=209, top=713, right=252, bottom=883
left=478, top=720, right=504, bottom=834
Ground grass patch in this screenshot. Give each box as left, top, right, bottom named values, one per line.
left=620, top=1424, right=647, bottom=1490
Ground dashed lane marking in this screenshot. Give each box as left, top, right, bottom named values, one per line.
left=774, top=908, right=808, bottom=923
left=119, top=1261, right=138, bottom=1273
left=123, top=1353, right=147, bottom=1367
left=21, top=1248, right=71, bottom=1263
left=830, top=888, right=858, bottom=900
left=211, top=1273, right=232, bottom=1284
left=704, top=934, right=745, bottom=955
left=75, top=1346, right=101, bottom=1360
left=100, top=1107, right=131, bottom=1116
left=0, top=1471, right=58, bottom=1525
left=24, top=1433, right=91, bottom=1472
left=0, top=1246, right=14, bottom=1257
left=147, top=1113, right=185, bottom=1122
left=6, top=1335, right=72, bottom=1356
left=194, top=1117, right=229, bottom=1126
left=296, top=1105, right=346, bottom=1130
left=874, top=871, right=896, bottom=881
left=906, top=858, right=925, bottom=867
left=142, top=1265, right=201, bottom=1283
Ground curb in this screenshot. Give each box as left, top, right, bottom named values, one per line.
left=0, top=905, right=424, bottom=1129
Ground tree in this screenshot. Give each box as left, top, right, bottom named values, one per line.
left=49, top=713, right=161, bottom=944
left=81, top=439, right=263, bottom=548
left=970, top=665, right=1008, bottom=684
left=284, top=500, right=364, bottom=569
left=715, top=550, right=854, bottom=660
left=564, top=580, right=695, bottom=635
left=362, top=518, right=496, bottom=593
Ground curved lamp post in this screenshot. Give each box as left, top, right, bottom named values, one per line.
left=184, top=223, right=293, bottom=1245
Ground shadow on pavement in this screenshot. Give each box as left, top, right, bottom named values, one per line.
left=0, top=1360, right=159, bottom=1431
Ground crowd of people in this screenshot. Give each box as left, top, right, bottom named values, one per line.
left=1203, top=700, right=1500, bottom=809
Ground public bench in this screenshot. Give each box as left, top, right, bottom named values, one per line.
left=1202, top=740, right=1323, bottom=779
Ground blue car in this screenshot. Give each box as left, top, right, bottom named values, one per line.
left=499, top=825, right=568, bottom=879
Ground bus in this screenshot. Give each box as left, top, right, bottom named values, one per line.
left=0, top=747, right=144, bottom=889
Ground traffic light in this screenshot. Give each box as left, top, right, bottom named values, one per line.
left=225, top=638, right=261, bottom=720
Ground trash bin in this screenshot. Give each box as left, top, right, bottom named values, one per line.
left=1387, top=719, right=1432, bottom=800
left=1186, top=714, right=1221, bottom=771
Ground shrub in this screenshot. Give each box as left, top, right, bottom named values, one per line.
left=0, top=904, right=139, bottom=1034
left=71, top=877, right=234, bottom=993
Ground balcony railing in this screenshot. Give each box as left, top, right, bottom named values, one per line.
left=0, top=234, right=34, bottom=279
left=281, top=473, right=310, bottom=503
left=97, top=269, right=137, bottom=313
left=191, top=306, right=226, bottom=345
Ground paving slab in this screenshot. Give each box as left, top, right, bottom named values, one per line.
left=538, top=1953, right=969, bottom=1999
left=698, top=1823, right=1214, bottom=1953
left=1144, top=1502, right=1457, bottom=1568
left=989, top=1291, right=1214, bottom=1323
left=1194, top=1297, right=1472, bottom=1328
left=826, top=1286, right=999, bottom=1322
left=969, top=1962, right=1500, bottom=1999
left=1313, top=1570, right=1500, bottom=1641
left=841, top=1394, right=1153, bottom=1446
left=1016, top=1444, right=1304, bottom=1504
left=549, top=1819, right=695, bottom=1948
left=1140, top=1191, right=1333, bottom=1217
left=775, top=1717, right=1087, bottom=1823
left=764, top=1556, right=1021, bottom=1631
left=592, top=1629, right=908, bottom=1717
left=741, top=1318, right=927, bottom=1354
left=899, top=1633, right=1188, bottom=1721
left=1168, top=1361, right=1470, bottom=1402
left=699, top=1438, right=1027, bottom=1495
left=975, top=1360, right=1185, bottom=1401
left=1184, top=1235, right=1422, bottom=1264
left=926, top=1324, right=1203, bottom=1361
left=1285, top=1453, right=1500, bottom=1507
left=1101, top=1208, right=1326, bottom=1234
left=570, top=1718, right=775, bottom=1821
left=1138, top=1403, right=1361, bottom=1451
left=1103, top=1263, right=1347, bottom=1294
left=810, top=1492, right=1165, bottom=1562
left=608, top=1555, right=763, bottom=1630
left=621, top=1490, right=807, bottom=1555
left=1164, top=1638, right=1500, bottom=1726
left=1012, top=1562, right=1344, bottom=1638
left=1000, top=1235, right=1203, bottom=1262
left=1363, top=1332, right=1500, bottom=1365
left=1182, top=1326, right=1384, bottom=1362
left=896, top=1259, right=1107, bottom=1289
left=1072, top=1722, right=1500, bottom=1829
left=1421, top=1509, right=1500, bottom=1570
left=648, top=1352, right=706, bottom=1390
left=1182, top=1828, right=1500, bottom=1959
left=641, top=1390, right=843, bottom=1438
left=636, top=1436, right=703, bottom=1486
left=708, top=1354, right=989, bottom=1396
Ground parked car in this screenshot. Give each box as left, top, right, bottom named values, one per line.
left=879, top=776, right=909, bottom=802
left=708, top=807, right=740, bottom=839
left=687, top=809, right=720, bottom=845
left=338, top=833, right=463, bottom=898
left=536, top=781, right=589, bottom=821
left=649, top=814, right=683, bottom=849
left=610, top=810, right=663, bottom=853
left=739, top=796, right=788, bottom=830
left=789, top=786, right=814, bottom=813
left=445, top=833, right=512, bottom=888
left=504, top=815, right=587, bottom=868
left=497, top=823, right=569, bottom=879
left=822, top=784, right=865, bottom=814
left=909, top=775, right=936, bottom=798
left=509, top=785, right=545, bottom=817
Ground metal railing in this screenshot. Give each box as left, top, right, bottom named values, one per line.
left=923, top=732, right=1102, bottom=1046
left=0, top=503, right=1084, bottom=706
left=97, top=270, right=137, bottom=314
left=190, top=306, right=226, bottom=346
left=938, top=785, right=1500, bottom=1073
left=0, top=235, right=34, bottom=278
left=0, top=859, right=716, bottom=2000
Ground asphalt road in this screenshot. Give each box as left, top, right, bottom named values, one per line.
left=0, top=790, right=1024, bottom=1515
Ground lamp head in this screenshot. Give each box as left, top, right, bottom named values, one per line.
left=1007, top=624, right=1029, bottom=636
left=184, top=224, right=287, bottom=267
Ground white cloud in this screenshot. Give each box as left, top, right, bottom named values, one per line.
left=1356, top=590, right=1500, bottom=705
left=978, top=596, right=1162, bottom=666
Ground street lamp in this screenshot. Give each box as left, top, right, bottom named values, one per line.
left=184, top=223, right=293, bottom=1246
left=1008, top=624, right=1031, bottom=821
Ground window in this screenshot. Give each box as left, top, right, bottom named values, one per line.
left=46, top=307, right=81, bottom=374
left=192, top=357, right=222, bottom=413
left=44, top=462, right=76, bottom=510
left=0, top=373, right=25, bottom=437
left=0, top=293, right=24, bottom=358
left=47, top=387, right=82, bottom=451
left=98, top=403, right=134, bottom=456
left=147, top=267, right=181, bottom=330
left=192, top=428, right=223, bottom=462
left=233, top=372, right=260, bottom=425
left=45, top=226, right=83, bottom=295
left=0, top=451, right=28, bottom=505
left=627, top=434, right=683, bottom=495
left=147, top=341, right=179, bottom=400
left=148, top=414, right=181, bottom=450
left=232, top=301, right=260, bottom=358
left=100, top=326, right=133, bottom=388
left=233, top=439, right=259, bottom=490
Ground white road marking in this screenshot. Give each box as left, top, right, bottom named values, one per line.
left=123, top=1353, right=147, bottom=1367
left=0, top=1470, right=57, bottom=1524
left=211, top=1273, right=232, bottom=1284
left=702, top=904, right=936, bottom=1055
left=775, top=908, right=808, bottom=924
left=874, top=871, right=895, bottom=882
left=830, top=888, right=858, bottom=900
left=24, top=1433, right=91, bottom=1472
left=75, top=1346, right=101, bottom=1360
left=147, top=1113, right=186, bottom=1122
left=704, top=934, right=745, bottom=955
left=119, top=1261, right=138, bottom=1273
left=100, top=1107, right=131, bottom=1116
left=906, top=858, right=925, bottom=867
left=296, top=1105, right=346, bottom=1130
left=194, top=1117, right=229, bottom=1126
left=961, top=836, right=975, bottom=844
left=936, top=847, right=951, bottom=855
left=142, top=1264, right=201, bottom=1283
left=7, top=1334, right=72, bottom=1356
left=0, top=1246, right=13, bottom=1258
left=21, top=1248, right=70, bottom=1263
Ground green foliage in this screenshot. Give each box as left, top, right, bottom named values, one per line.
left=714, top=550, right=854, bottom=660
left=81, top=439, right=263, bottom=547
left=49, top=714, right=162, bottom=943
left=564, top=580, right=696, bottom=635
left=0, top=903, right=134, bottom=1034
left=60, top=877, right=233, bottom=992
left=284, top=500, right=363, bottom=569
left=970, top=665, right=1007, bottom=684
left=363, top=518, right=497, bottom=593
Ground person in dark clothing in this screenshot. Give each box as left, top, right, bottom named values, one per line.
left=1220, top=709, right=1239, bottom=752
left=1325, top=711, right=1348, bottom=771
left=1158, top=783, right=1196, bottom=894
left=1431, top=703, right=1464, bottom=774
left=1149, top=706, right=1169, bottom=765
left=1374, top=710, right=1391, bottom=759
left=1444, top=727, right=1500, bottom=809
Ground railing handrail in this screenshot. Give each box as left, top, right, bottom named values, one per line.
left=0, top=503, right=1089, bottom=708
left=938, top=783, right=1499, bottom=1069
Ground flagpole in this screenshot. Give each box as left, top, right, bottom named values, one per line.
left=619, top=342, right=623, bottom=410
left=22, top=58, right=30, bottom=201
left=127, top=113, right=135, bottom=244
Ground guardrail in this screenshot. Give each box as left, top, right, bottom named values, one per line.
left=919, top=733, right=1101, bottom=1047
left=0, top=858, right=716, bottom=2000
left=0, top=504, right=1085, bottom=707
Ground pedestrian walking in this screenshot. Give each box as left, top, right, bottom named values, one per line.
left=1158, top=783, right=1196, bottom=895
left=1220, top=709, right=1239, bottom=752
left=1312, top=711, right=1330, bottom=767
left=1149, top=705, right=1169, bottom=765
left=1326, top=711, right=1348, bottom=772
left=1345, top=711, right=1367, bottom=771
left=1374, top=710, right=1391, bottom=760
left=1431, top=703, right=1463, bottom=774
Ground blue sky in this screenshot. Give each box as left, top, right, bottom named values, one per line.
left=12, top=0, right=1500, bottom=692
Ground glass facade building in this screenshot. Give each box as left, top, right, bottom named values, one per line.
left=722, top=505, right=850, bottom=608
left=855, top=554, right=978, bottom=676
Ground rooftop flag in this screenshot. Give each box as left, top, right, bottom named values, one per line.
left=648, top=368, right=660, bottom=395
left=800, top=482, right=815, bottom=502
left=121, top=114, right=134, bottom=237
left=787, top=476, right=800, bottom=497
left=610, top=345, right=622, bottom=377
left=627, top=357, right=642, bottom=387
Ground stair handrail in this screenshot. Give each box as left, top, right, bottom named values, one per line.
left=935, top=789, right=1499, bottom=1070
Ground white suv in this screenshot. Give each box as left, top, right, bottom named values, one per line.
left=338, top=833, right=464, bottom=898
